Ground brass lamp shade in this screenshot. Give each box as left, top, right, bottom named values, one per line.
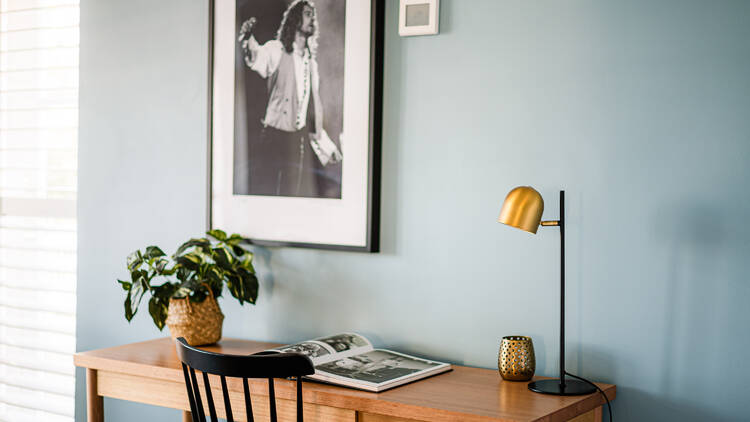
left=497, top=186, right=544, bottom=234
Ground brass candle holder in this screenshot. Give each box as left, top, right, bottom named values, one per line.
left=498, top=336, right=536, bottom=381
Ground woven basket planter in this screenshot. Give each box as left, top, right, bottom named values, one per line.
left=165, top=292, right=224, bottom=346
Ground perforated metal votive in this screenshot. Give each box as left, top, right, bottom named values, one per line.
left=498, top=336, right=536, bottom=381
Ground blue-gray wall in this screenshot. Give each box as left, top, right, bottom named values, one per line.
left=77, top=1, right=750, bottom=421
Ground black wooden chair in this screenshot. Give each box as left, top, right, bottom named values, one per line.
left=175, top=337, right=315, bottom=422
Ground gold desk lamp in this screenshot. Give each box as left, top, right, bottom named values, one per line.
left=498, top=187, right=596, bottom=396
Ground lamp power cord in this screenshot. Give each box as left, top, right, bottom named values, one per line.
left=564, top=371, right=613, bottom=422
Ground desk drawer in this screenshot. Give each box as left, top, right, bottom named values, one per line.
left=358, top=408, right=601, bottom=422
left=97, top=370, right=355, bottom=422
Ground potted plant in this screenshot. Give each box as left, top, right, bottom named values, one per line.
left=117, top=230, right=259, bottom=345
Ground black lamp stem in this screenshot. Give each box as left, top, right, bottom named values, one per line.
left=527, top=190, right=596, bottom=395
left=559, top=190, right=565, bottom=389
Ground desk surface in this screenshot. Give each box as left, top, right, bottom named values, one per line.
left=75, top=337, right=615, bottom=422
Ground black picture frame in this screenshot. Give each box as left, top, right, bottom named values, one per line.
left=207, top=0, right=384, bottom=252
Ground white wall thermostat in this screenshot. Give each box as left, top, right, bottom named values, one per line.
left=399, top=0, right=439, bottom=37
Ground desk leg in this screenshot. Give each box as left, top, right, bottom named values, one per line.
left=594, top=406, right=603, bottom=422
left=182, top=411, right=192, bottom=422
left=86, top=369, right=104, bottom=422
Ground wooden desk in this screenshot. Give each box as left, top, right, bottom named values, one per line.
left=74, top=338, right=615, bottom=422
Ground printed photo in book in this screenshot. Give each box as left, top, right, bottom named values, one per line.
left=267, top=333, right=451, bottom=392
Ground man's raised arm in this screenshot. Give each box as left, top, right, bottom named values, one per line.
left=237, top=17, right=282, bottom=79
left=238, top=17, right=258, bottom=68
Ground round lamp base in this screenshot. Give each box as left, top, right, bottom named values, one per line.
left=527, top=379, right=596, bottom=396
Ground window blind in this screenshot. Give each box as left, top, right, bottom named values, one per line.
left=0, top=0, right=78, bottom=420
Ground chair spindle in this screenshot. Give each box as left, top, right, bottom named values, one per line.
left=181, top=364, right=199, bottom=422
left=189, top=367, right=206, bottom=422
left=243, top=378, right=254, bottom=422
left=268, top=378, right=277, bottom=422
left=202, top=371, right=218, bottom=422
left=220, top=375, right=234, bottom=422
left=297, top=376, right=304, bottom=422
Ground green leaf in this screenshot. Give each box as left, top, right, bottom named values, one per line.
left=117, top=279, right=132, bottom=291
left=130, top=269, right=149, bottom=286
left=225, top=274, right=242, bottom=304
left=225, top=233, right=244, bottom=247
left=239, top=254, right=255, bottom=273
left=225, top=269, right=257, bottom=305
left=144, top=246, right=166, bottom=259
left=153, top=257, right=170, bottom=273
left=126, top=250, right=143, bottom=271
left=207, top=229, right=227, bottom=241
left=175, top=267, right=192, bottom=282
left=175, top=252, right=202, bottom=271
left=206, top=267, right=223, bottom=284
left=152, top=281, right=178, bottom=300
left=175, top=238, right=210, bottom=257
left=179, top=278, right=202, bottom=294
left=231, top=245, right=246, bottom=257
left=129, top=278, right=148, bottom=318
left=239, top=270, right=259, bottom=304
left=124, top=291, right=134, bottom=321
left=212, top=246, right=234, bottom=271
left=148, top=296, right=168, bottom=331
left=174, top=286, right=192, bottom=298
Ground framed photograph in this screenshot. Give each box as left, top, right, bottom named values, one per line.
left=208, top=0, right=384, bottom=252
left=399, top=0, right=439, bottom=37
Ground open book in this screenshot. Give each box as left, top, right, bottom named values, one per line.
left=268, top=333, right=451, bottom=392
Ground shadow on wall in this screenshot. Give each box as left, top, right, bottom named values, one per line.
left=652, top=198, right=749, bottom=420
left=579, top=345, right=725, bottom=421
left=253, top=247, right=371, bottom=339
left=660, top=201, right=726, bottom=393
left=253, top=246, right=275, bottom=294
left=615, top=387, right=723, bottom=422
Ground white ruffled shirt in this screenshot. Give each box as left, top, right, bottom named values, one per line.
left=245, top=37, right=315, bottom=130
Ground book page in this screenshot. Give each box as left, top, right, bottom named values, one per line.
left=313, top=349, right=447, bottom=388
left=270, top=332, right=372, bottom=365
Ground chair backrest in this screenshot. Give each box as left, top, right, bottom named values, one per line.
left=175, top=337, right=315, bottom=422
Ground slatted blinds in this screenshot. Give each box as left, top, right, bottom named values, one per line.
left=0, top=0, right=79, bottom=420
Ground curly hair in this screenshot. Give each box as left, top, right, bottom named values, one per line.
left=277, top=0, right=318, bottom=54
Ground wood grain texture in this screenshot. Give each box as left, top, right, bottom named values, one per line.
left=358, top=414, right=418, bottom=422
left=75, top=338, right=616, bottom=422
left=566, top=408, right=600, bottom=422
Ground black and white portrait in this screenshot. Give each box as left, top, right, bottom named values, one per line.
left=234, top=0, right=345, bottom=198
left=277, top=341, right=331, bottom=358
left=318, top=333, right=369, bottom=352
left=211, top=0, right=382, bottom=250
left=316, top=350, right=440, bottom=384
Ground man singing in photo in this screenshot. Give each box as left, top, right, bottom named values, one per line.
left=238, top=0, right=325, bottom=197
